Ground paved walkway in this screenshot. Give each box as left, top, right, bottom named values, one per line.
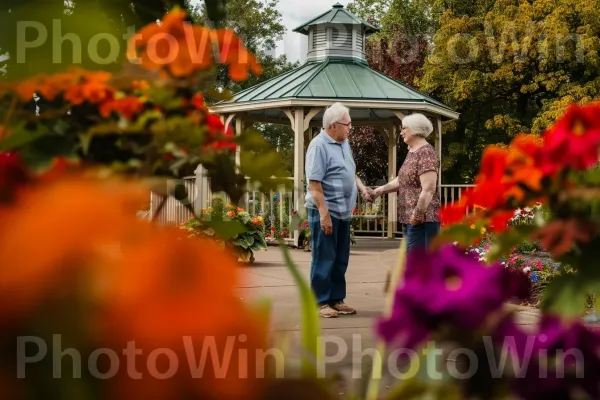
left=236, top=238, right=542, bottom=394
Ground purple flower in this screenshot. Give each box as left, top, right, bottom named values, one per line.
left=493, top=315, right=600, bottom=399
left=376, top=245, right=527, bottom=349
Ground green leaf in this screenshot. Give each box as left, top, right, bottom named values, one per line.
left=52, top=119, right=70, bottom=135
left=147, top=87, right=182, bottom=110
left=254, top=236, right=267, bottom=251
left=279, top=244, right=322, bottom=378
left=209, top=217, right=248, bottom=240
left=17, top=135, right=78, bottom=172
left=540, top=274, right=589, bottom=317
left=0, top=123, right=48, bottom=152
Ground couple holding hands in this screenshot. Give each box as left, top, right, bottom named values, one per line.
left=304, top=102, right=441, bottom=318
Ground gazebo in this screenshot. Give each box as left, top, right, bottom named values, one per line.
left=207, top=2, right=459, bottom=239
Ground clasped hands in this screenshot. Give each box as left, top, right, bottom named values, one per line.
left=360, top=186, right=383, bottom=203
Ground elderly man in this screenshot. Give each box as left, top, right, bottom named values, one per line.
left=305, top=102, right=372, bottom=318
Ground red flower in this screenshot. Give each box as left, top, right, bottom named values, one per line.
left=487, top=210, right=515, bottom=233
left=439, top=200, right=468, bottom=226
left=542, top=103, right=600, bottom=173
left=0, top=152, right=29, bottom=201
left=191, top=93, right=204, bottom=110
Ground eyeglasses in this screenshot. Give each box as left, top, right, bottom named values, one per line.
left=336, top=121, right=352, bottom=129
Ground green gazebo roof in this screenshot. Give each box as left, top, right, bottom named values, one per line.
left=210, top=3, right=458, bottom=122
left=292, top=2, right=379, bottom=35
left=222, top=58, right=452, bottom=112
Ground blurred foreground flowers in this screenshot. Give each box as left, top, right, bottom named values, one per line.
left=0, top=5, right=300, bottom=400
left=372, top=102, right=600, bottom=399
left=0, top=169, right=273, bottom=399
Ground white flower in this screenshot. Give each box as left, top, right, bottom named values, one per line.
left=523, top=267, right=531, bottom=273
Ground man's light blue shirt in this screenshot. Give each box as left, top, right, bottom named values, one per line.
left=305, top=130, right=357, bottom=220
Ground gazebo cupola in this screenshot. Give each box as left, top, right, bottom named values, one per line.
left=292, top=2, right=379, bottom=64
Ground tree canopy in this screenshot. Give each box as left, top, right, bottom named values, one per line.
left=418, top=0, right=600, bottom=182
left=348, top=0, right=600, bottom=184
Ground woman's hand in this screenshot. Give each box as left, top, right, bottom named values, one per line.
left=361, top=187, right=374, bottom=202
left=410, top=208, right=426, bottom=225
left=373, top=186, right=383, bottom=198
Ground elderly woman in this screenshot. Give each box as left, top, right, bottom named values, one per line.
left=374, top=113, right=441, bottom=251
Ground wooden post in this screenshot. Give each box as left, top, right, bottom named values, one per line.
left=435, top=117, right=442, bottom=198
left=293, top=107, right=305, bottom=246
left=387, top=126, right=397, bottom=238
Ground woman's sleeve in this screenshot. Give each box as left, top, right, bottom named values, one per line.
left=417, top=148, right=439, bottom=176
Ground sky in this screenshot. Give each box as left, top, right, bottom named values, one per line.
left=192, top=0, right=352, bottom=63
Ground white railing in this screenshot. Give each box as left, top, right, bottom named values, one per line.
left=148, top=177, right=475, bottom=237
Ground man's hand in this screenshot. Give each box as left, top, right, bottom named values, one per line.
left=320, top=211, right=333, bottom=235
left=361, top=187, right=375, bottom=202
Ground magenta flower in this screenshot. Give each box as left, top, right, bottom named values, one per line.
left=493, top=315, right=600, bottom=399
left=377, top=245, right=529, bottom=349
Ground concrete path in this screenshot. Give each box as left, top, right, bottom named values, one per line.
left=235, top=238, right=544, bottom=396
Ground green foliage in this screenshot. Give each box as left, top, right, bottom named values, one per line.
left=191, top=0, right=297, bottom=178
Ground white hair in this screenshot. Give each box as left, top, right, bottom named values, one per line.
left=323, top=102, right=350, bottom=129
left=402, top=113, right=434, bottom=138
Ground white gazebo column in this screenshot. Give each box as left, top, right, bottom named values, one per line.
left=386, top=125, right=398, bottom=238
left=435, top=117, right=442, bottom=197
left=234, top=116, right=250, bottom=210
left=234, top=116, right=244, bottom=171
left=293, top=107, right=306, bottom=239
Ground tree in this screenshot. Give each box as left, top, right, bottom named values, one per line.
left=192, top=0, right=295, bottom=94
left=192, top=0, right=298, bottom=176
left=347, top=0, right=432, bottom=185
left=417, top=0, right=600, bottom=183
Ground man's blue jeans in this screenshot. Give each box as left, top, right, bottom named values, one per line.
left=308, top=208, right=351, bottom=306
left=402, top=222, right=440, bottom=252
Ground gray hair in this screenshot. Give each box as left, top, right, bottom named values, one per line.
left=323, top=102, right=350, bottom=129
left=402, top=113, right=434, bottom=138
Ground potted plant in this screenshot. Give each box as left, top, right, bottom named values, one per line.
left=181, top=202, right=267, bottom=264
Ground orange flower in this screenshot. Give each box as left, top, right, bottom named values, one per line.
left=0, top=176, right=147, bottom=323
left=131, top=8, right=217, bottom=77
left=0, top=175, right=271, bottom=399
left=99, top=96, right=145, bottom=120
left=92, top=228, right=269, bottom=400
left=213, top=29, right=263, bottom=81
left=132, top=79, right=150, bottom=91
left=64, top=70, right=114, bottom=105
